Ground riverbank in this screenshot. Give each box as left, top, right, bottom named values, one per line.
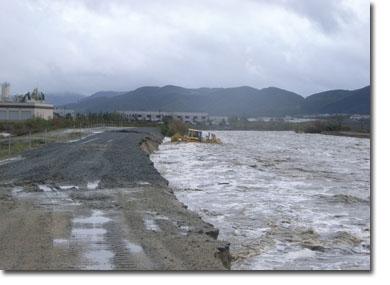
left=0, top=127, right=230, bottom=270
left=320, top=131, right=370, bottom=139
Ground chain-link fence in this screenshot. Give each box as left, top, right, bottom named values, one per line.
left=0, top=120, right=162, bottom=159
left=0, top=130, right=58, bottom=158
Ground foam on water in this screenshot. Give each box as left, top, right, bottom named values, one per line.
left=38, top=185, right=53, bottom=192
left=12, top=186, right=23, bottom=194
left=59, top=185, right=79, bottom=190
left=87, top=180, right=100, bottom=190
left=151, top=131, right=370, bottom=270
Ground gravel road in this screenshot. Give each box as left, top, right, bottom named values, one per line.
left=0, top=128, right=230, bottom=270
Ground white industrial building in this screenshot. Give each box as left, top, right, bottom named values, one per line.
left=0, top=83, right=54, bottom=121
left=209, top=116, right=229, bottom=125
left=0, top=102, right=54, bottom=121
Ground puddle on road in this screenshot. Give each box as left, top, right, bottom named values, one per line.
left=11, top=182, right=151, bottom=270
left=72, top=227, right=107, bottom=238
left=45, top=202, right=115, bottom=270
left=177, top=224, right=191, bottom=236
left=143, top=211, right=170, bottom=232
left=53, top=239, right=70, bottom=248
left=143, top=211, right=174, bottom=232
left=70, top=210, right=115, bottom=270
left=143, top=217, right=161, bottom=232
left=124, top=240, right=144, bottom=254
left=84, top=250, right=114, bottom=269
left=12, top=185, right=80, bottom=210
left=73, top=211, right=111, bottom=224
left=144, top=211, right=170, bottom=220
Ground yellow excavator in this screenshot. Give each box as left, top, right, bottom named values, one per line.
left=171, top=129, right=221, bottom=144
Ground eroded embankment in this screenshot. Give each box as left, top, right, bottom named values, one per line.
left=0, top=128, right=231, bottom=270
left=140, top=135, right=162, bottom=155
left=139, top=133, right=232, bottom=269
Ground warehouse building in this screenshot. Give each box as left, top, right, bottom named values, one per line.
left=119, top=110, right=209, bottom=124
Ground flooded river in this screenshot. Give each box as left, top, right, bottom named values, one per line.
left=151, top=131, right=370, bottom=270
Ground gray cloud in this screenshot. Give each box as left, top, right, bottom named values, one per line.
left=263, top=0, right=352, bottom=33
left=0, top=0, right=370, bottom=96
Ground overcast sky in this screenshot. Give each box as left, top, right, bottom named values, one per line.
left=0, top=0, right=370, bottom=96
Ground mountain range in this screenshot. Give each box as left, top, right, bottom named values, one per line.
left=61, top=85, right=371, bottom=117
left=45, top=92, right=85, bottom=106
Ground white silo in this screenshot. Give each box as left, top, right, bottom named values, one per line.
left=1, top=82, right=11, bottom=101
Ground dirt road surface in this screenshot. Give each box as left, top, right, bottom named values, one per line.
left=0, top=128, right=230, bottom=271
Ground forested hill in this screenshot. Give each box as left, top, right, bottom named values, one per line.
left=64, top=85, right=371, bottom=116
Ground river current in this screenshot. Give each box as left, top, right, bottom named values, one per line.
left=150, top=131, right=370, bottom=270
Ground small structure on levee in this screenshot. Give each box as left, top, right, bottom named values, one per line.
left=171, top=129, right=222, bottom=144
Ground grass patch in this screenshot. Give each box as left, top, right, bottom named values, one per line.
left=160, top=119, right=188, bottom=137
left=0, top=140, right=44, bottom=160
left=0, top=131, right=85, bottom=160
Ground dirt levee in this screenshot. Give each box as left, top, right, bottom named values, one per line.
left=0, top=128, right=230, bottom=270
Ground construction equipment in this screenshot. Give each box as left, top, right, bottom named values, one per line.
left=171, top=129, right=221, bottom=144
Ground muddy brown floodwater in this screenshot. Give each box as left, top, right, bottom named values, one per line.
left=0, top=128, right=230, bottom=271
